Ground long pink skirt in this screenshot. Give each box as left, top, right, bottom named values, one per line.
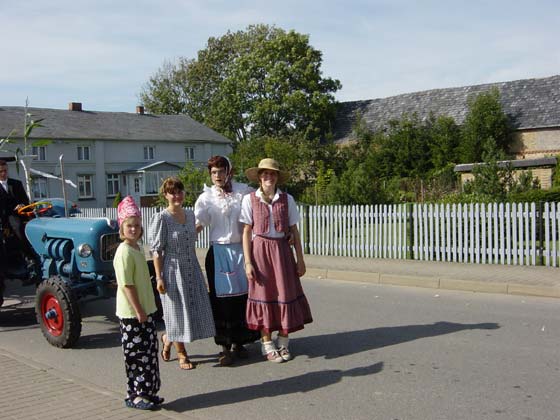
left=246, top=236, right=313, bottom=334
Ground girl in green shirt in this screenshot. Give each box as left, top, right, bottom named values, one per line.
left=113, top=196, right=162, bottom=411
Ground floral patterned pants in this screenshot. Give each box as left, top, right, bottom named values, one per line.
left=119, top=315, right=161, bottom=400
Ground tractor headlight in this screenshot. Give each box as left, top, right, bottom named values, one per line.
left=78, top=243, right=93, bottom=258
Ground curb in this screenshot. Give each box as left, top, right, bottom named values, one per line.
left=303, top=269, right=560, bottom=299
left=198, top=249, right=560, bottom=299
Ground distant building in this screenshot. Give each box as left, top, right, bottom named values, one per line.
left=333, top=75, right=560, bottom=157
left=454, top=157, right=557, bottom=190
left=332, top=75, right=560, bottom=188
left=0, top=103, right=231, bottom=207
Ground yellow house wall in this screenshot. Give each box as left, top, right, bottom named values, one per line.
left=460, top=167, right=553, bottom=190
left=510, top=128, right=560, bottom=158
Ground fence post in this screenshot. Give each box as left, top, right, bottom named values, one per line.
left=538, top=201, right=544, bottom=266
left=302, top=204, right=310, bottom=255
left=408, top=202, right=414, bottom=260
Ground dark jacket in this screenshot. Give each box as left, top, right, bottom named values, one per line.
left=0, top=178, right=30, bottom=224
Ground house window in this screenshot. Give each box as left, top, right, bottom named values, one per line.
left=77, top=146, right=90, bottom=161
left=32, top=178, right=48, bottom=199
left=185, top=147, right=195, bottom=161
left=32, top=146, right=47, bottom=161
left=143, top=146, right=155, bottom=160
left=78, top=175, right=94, bottom=198
left=134, top=178, right=141, bottom=193
left=107, top=174, right=120, bottom=196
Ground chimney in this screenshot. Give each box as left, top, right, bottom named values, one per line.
left=69, top=102, right=82, bottom=111
left=136, top=105, right=145, bottom=115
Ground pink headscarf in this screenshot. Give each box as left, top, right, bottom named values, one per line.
left=117, top=195, right=141, bottom=226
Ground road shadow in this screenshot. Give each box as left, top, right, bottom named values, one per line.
left=164, top=362, right=384, bottom=412
left=296, top=321, right=500, bottom=359
left=0, top=306, right=37, bottom=331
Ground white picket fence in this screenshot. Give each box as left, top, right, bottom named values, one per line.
left=77, top=202, right=560, bottom=267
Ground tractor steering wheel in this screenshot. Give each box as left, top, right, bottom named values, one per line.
left=16, top=201, right=53, bottom=218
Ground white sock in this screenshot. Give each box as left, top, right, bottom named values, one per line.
left=277, top=335, right=289, bottom=349
left=261, top=340, right=277, bottom=354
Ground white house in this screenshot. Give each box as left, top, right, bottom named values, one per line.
left=0, top=103, right=232, bottom=207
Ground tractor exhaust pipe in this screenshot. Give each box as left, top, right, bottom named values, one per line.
left=59, top=155, right=68, bottom=218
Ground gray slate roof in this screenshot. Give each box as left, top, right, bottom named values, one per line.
left=333, top=75, right=560, bottom=144
left=0, top=106, right=231, bottom=144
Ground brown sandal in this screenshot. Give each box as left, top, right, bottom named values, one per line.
left=160, top=333, right=172, bottom=362
left=218, top=350, right=233, bottom=366
left=177, top=350, right=196, bottom=370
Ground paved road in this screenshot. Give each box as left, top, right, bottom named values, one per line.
left=1, top=277, right=559, bottom=420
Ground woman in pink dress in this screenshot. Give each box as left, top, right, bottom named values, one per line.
left=240, top=158, right=312, bottom=363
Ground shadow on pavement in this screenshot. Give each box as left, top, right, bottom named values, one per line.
left=297, top=321, right=500, bottom=359
left=165, top=362, right=383, bottom=412
left=0, top=306, right=37, bottom=331
left=74, top=328, right=121, bottom=349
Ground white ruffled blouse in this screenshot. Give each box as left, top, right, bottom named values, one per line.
left=194, top=182, right=253, bottom=244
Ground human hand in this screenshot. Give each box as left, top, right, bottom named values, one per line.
left=286, top=232, right=295, bottom=246
left=296, top=260, right=306, bottom=277
left=245, top=263, right=255, bottom=282
left=136, top=308, right=148, bottom=323
left=156, top=278, right=166, bottom=294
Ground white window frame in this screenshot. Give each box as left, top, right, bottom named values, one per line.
left=32, top=177, right=48, bottom=199
left=185, top=147, right=195, bottom=161
left=32, top=145, right=47, bottom=161
left=77, top=146, right=91, bottom=161
left=134, top=177, right=141, bottom=193
left=143, top=146, right=155, bottom=160
left=78, top=175, right=94, bottom=198
left=106, top=174, right=120, bottom=197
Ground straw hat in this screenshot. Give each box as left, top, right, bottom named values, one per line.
left=245, top=158, right=290, bottom=184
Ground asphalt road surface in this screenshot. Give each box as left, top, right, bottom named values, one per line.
left=1, top=277, right=559, bottom=420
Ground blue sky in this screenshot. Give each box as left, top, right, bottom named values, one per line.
left=1, top=0, right=558, bottom=112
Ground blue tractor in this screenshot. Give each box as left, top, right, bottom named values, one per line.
left=1, top=198, right=158, bottom=348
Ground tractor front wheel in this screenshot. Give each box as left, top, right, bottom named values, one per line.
left=35, top=276, right=82, bottom=348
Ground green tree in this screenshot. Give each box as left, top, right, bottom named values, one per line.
left=140, top=24, right=341, bottom=143
left=112, top=191, right=122, bottom=208
left=463, top=139, right=513, bottom=200
left=460, top=88, right=512, bottom=163
left=428, top=115, right=461, bottom=170
left=154, top=163, right=209, bottom=207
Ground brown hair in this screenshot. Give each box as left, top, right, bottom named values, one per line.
left=159, top=176, right=184, bottom=195
left=207, top=155, right=230, bottom=172
left=0, top=160, right=7, bottom=166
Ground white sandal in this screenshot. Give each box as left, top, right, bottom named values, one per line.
left=276, top=335, right=292, bottom=361
left=262, top=340, right=284, bottom=363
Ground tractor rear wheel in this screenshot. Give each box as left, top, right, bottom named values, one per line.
left=35, top=276, right=82, bottom=348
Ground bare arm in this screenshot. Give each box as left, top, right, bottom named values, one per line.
left=290, top=225, right=306, bottom=277
left=242, top=224, right=255, bottom=282
left=152, top=254, right=166, bottom=294
left=122, top=285, right=147, bottom=323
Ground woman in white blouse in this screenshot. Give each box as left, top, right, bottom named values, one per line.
left=194, top=156, right=260, bottom=366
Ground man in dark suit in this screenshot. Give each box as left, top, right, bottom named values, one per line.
left=0, top=159, right=34, bottom=292
left=0, top=159, right=30, bottom=223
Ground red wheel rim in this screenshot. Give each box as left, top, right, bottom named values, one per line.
left=41, top=293, right=64, bottom=336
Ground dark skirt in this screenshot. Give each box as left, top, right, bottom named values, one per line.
left=206, top=246, right=261, bottom=347
left=246, top=236, right=313, bottom=335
